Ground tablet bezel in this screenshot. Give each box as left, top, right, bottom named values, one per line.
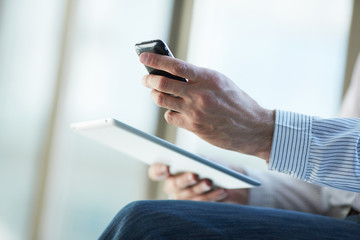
left=71, top=118, right=261, bottom=188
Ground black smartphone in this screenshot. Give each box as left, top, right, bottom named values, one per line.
left=135, top=39, right=187, bottom=82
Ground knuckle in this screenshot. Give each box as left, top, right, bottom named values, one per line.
left=164, top=111, right=173, bottom=124
left=156, top=77, right=168, bottom=91
left=148, top=54, right=160, bottom=67
left=173, top=62, right=187, bottom=75
left=193, top=188, right=202, bottom=196
left=175, top=175, right=187, bottom=188
left=181, top=173, right=190, bottom=185
left=208, top=71, right=224, bottom=87
left=154, top=92, right=166, bottom=106
left=165, top=110, right=180, bottom=126
left=197, top=92, right=214, bottom=108
left=192, top=185, right=204, bottom=195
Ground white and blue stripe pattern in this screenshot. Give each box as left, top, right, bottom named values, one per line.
left=269, top=110, right=360, bottom=193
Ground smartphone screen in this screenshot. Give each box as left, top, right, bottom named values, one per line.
left=135, top=39, right=187, bottom=82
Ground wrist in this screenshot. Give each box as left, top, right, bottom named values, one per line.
left=252, top=109, right=275, bottom=162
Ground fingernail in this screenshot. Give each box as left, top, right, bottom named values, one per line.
left=155, top=165, right=169, bottom=180
left=140, top=53, right=148, bottom=63
left=201, top=182, right=211, bottom=192
left=159, top=165, right=168, bottom=175
left=188, top=174, right=197, bottom=185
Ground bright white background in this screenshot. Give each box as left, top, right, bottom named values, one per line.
left=0, top=0, right=354, bottom=239
left=0, top=0, right=65, bottom=239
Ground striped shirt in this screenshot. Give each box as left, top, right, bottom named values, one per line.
left=269, top=110, right=360, bottom=193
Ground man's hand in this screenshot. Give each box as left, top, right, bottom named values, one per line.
left=148, top=163, right=249, bottom=204
left=140, top=53, right=274, bottom=161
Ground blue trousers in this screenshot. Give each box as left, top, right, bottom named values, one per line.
left=99, top=200, right=360, bottom=240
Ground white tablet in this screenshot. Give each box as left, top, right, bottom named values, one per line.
left=71, top=118, right=261, bottom=189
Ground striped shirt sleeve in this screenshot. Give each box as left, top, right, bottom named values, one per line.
left=269, top=110, right=360, bottom=193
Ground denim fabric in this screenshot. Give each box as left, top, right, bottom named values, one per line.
left=99, top=200, right=360, bottom=240
left=345, top=215, right=360, bottom=224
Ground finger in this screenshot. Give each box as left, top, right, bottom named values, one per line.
left=163, top=172, right=198, bottom=194
left=171, top=179, right=212, bottom=200
left=190, top=188, right=229, bottom=202
left=142, top=74, right=187, bottom=97
left=140, top=52, right=201, bottom=80
left=164, top=109, right=187, bottom=127
left=148, top=163, right=170, bottom=181
left=151, top=90, right=184, bottom=112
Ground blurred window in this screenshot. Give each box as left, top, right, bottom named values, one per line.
left=177, top=0, right=353, bottom=169
left=40, top=0, right=174, bottom=239
left=0, top=0, right=65, bottom=239
left=0, top=0, right=174, bottom=239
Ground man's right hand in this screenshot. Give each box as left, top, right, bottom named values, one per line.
left=140, top=53, right=275, bottom=161
left=148, top=163, right=249, bottom=204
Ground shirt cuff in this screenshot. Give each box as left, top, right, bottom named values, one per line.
left=268, top=110, right=312, bottom=181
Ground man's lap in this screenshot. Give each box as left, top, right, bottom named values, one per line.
left=99, top=200, right=360, bottom=240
